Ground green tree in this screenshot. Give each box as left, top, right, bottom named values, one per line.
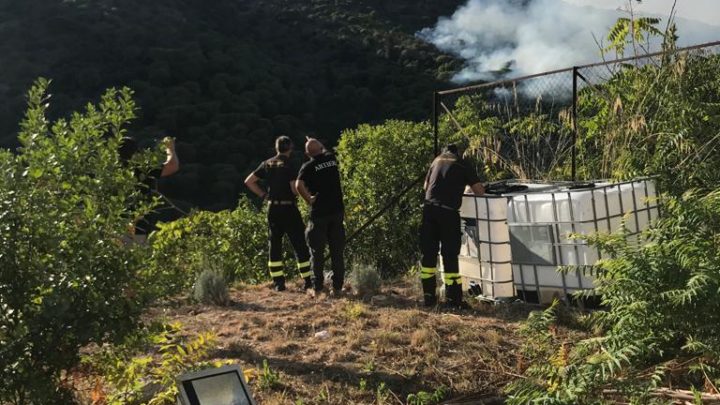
left=443, top=95, right=573, bottom=181
left=337, top=120, right=433, bottom=276
left=0, top=79, right=159, bottom=403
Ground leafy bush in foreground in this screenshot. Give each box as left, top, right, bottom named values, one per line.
left=0, top=79, right=159, bottom=403
left=81, top=322, right=223, bottom=405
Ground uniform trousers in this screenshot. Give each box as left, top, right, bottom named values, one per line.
left=306, top=212, right=345, bottom=291
left=419, top=204, right=463, bottom=304
left=267, top=204, right=312, bottom=288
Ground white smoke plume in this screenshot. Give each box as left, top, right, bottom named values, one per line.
left=418, top=0, right=720, bottom=83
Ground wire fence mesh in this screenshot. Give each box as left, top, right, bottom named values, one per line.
left=574, top=41, right=720, bottom=181
left=434, top=40, right=720, bottom=183
left=348, top=41, right=720, bottom=260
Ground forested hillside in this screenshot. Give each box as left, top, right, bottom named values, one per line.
left=0, top=0, right=464, bottom=210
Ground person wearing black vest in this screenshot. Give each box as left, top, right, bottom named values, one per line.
left=420, top=144, right=485, bottom=309
left=245, top=136, right=313, bottom=292
left=119, top=135, right=180, bottom=243
left=296, top=137, right=346, bottom=295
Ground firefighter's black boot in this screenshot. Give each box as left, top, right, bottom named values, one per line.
left=272, top=276, right=286, bottom=292
left=446, top=284, right=470, bottom=309
left=303, top=276, right=314, bottom=291
left=422, top=278, right=437, bottom=307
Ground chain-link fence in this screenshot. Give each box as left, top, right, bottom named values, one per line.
left=573, top=41, right=720, bottom=181
left=348, top=41, right=720, bottom=254
left=433, top=40, right=720, bottom=183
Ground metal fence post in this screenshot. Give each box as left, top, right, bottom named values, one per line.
left=432, top=91, right=439, bottom=156
left=572, top=66, right=578, bottom=182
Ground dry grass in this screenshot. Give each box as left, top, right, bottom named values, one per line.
left=140, top=276, right=535, bottom=404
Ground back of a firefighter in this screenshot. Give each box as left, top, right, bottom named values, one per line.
left=245, top=136, right=313, bottom=292
left=420, top=144, right=485, bottom=309
left=296, top=137, right=346, bottom=296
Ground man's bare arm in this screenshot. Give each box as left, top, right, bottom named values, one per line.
left=244, top=173, right=267, bottom=199
left=470, top=182, right=485, bottom=196
left=160, top=137, right=180, bottom=177
left=295, top=180, right=315, bottom=205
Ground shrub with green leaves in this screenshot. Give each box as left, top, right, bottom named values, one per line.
left=576, top=45, right=720, bottom=193
left=0, top=79, right=161, bottom=403
left=350, top=264, right=382, bottom=298
left=406, top=386, right=448, bottom=405
left=82, top=322, right=224, bottom=405
left=193, top=269, right=230, bottom=306
left=337, top=120, right=434, bottom=276
left=258, top=359, right=282, bottom=391
left=441, top=95, right=573, bottom=181
left=148, top=198, right=267, bottom=297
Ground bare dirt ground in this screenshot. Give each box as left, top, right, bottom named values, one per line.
left=145, top=277, right=536, bottom=404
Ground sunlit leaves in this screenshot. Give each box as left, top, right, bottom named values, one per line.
left=336, top=120, right=433, bottom=275
left=0, top=79, right=159, bottom=402
left=148, top=198, right=268, bottom=297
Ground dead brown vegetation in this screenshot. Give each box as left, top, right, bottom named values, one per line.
left=141, top=277, right=536, bottom=404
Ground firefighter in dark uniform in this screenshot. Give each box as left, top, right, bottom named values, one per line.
left=295, top=137, right=346, bottom=295
left=420, top=144, right=485, bottom=308
left=245, top=136, right=313, bottom=292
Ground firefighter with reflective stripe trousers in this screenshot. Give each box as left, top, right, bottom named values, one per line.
left=420, top=144, right=485, bottom=309
left=244, top=136, right=313, bottom=292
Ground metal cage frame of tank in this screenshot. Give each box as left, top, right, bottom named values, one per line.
left=458, top=177, right=660, bottom=303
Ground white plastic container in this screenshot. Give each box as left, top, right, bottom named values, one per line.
left=458, top=195, right=514, bottom=299
left=456, top=178, right=659, bottom=303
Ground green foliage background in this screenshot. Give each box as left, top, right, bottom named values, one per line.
left=0, top=0, right=464, bottom=212
left=148, top=198, right=268, bottom=298
left=337, top=120, right=434, bottom=275
left=576, top=51, right=720, bottom=192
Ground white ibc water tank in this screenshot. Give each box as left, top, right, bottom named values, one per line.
left=456, top=178, right=659, bottom=303
left=457, top=195, right=514, bottom=299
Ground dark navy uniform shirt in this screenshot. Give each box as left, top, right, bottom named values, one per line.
left=252, top=154, right=298, bottom=201
left=298, top=152, right=344, bottom=218
left=424, top=152, right=482, bottom=210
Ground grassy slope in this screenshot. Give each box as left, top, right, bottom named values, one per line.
left=139, top=278, right=538, bottom=404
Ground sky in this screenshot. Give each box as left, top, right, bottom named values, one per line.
left=562, top=0, right=720, bottom=27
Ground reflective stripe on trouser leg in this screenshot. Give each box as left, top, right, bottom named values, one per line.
left=420, top=266, right=436, bottom=280
left=444, top=273, right=462, bottom=286
left=269, top=261, right=284, bottom=278
left=297, top=261, right=312, bottom=279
